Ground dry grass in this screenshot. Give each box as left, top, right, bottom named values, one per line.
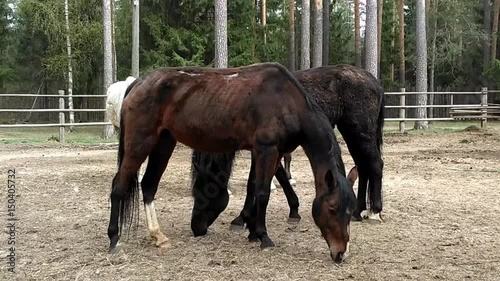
left=0, top=128, right=500, bottom=280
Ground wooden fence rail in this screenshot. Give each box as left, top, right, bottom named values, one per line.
left=0, top=88, right=499, bottom=143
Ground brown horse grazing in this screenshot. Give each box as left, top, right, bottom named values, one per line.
left=189, top=64, right=384, bottom=237
left=107, top=62, right=357, bottom=262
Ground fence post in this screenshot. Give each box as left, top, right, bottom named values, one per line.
left=399, top=87, right=406, bottom=133
left=481, top=87, right=488, bottom=129
left=58, top=90, right=65, bottom=144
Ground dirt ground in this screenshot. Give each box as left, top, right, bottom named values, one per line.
left=1, top=127, right=500, bottom=281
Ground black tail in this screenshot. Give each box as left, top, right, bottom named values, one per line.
left=113, top=80, right=140, bottom=238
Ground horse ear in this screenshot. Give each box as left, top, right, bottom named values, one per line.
left=347, top=166, right=358, bottom=184
left=325, top=170, right=337, bottom=191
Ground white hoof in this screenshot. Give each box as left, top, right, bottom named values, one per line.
left=361, top=210, right=383, bottom=223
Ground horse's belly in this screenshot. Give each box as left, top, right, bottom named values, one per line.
left=167, top=120, right=251, bottom=153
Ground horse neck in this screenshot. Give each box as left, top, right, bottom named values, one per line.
left=300, top=113, right=337, bottom=196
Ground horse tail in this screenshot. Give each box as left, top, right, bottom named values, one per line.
left=376, top=86, right=385, bottom=156
left=113, top=81, right=140, bottom=238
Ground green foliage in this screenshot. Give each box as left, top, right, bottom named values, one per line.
left=0, top=0, right=495, bottom=102
left=329, top=0, right=355, bottom=65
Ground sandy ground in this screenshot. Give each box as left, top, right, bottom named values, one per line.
left=0, top=127, right=500, bottom=281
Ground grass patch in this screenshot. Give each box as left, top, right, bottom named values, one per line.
left=383, top=120, right=500, bottom=134
left=0, top=126, right=118, bottom=145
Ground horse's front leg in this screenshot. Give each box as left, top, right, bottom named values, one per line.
left=274, top=163, right=301, bottom=223
left=229, top=156, right=256, bottom=231
left=247, top=145, right=279, bottom=249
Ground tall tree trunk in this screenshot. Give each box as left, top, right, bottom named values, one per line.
left=214, top=0, right=228, bottom=68
left=312, top=0, right=323, bottom=67
left=391, top=1, right=396, bottom=82
left=398, top=0, right=405, bottom=88
left=64, top=0, right=74, bottom=132
left=365, top=0, right=378, bottom=77
left=354, top=0, right=361, bottom=67
left=262, top=0, right=267, bottom=44
left=301, top=0, right=310, bottom=69
left=102, top=0, right=114, bottom=139
left=492, top=0, right=500, bottom=61
left=483, top=0, right=492, bottom=86
left=251, top=0, right=257, bottom=61
left=288, top=0, right=296, bottom=71
left=295, top=5, right=300, bottom=69
left=429, top=0, right=439, bottom=122
left=111, top=0, right=116, bottom=82
left=414, top=0, right=428, bottom=130
left=132, top=0, right=140, bottom=77
left=322, top=0, right=330, bottom=65
left=377, top=0, right=383, bottom=79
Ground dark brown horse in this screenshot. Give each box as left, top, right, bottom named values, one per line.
left=282, top=65, right=385, bottom=222
left=107, top=62, right=357, bottom=262
left=190, top=64, right=385, bottom=238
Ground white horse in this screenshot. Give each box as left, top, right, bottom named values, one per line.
left=104, top=76, right=291, bottom=193
left=106, top=76, right=137, bottom=132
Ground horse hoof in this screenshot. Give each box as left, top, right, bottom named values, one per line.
left=363, top=211, right=383, bottom=224
left=248, top=232, right=259, bottom=243
left=155, top=239, right=171, bottom=248
left=365, top=212, right=383, bottom=224
left=287, top=216, right=301, bottom=224
left=229, top=223, right=245, bottom=232
left=260, top=236, right=275, bottom=249
left=351, top=213, right=363, bottom=222
left=229, top=216, right=246, bottom=232
left=109, top=244, right=122, bottom=255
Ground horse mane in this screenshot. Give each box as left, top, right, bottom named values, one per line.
left=268, top=63, right=345, bottom=187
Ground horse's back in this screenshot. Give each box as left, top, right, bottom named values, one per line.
left=122, top=63, right=307, bottom=152
left=293, top=65, right=384, bottom=124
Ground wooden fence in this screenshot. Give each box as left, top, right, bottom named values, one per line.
left=0, top=88, right=499, bottom=143
left=385, top=87, right=500, bottom=133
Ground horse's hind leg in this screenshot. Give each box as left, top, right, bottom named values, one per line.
left=283, top=153, right=296, bottom=186
left=141, top=130, right=177, bottom=247
left=353, top=168, right=368, bottom=221
left=108, top=140, right=153, bottom=252
left=275, top=163, right=301, bottom=223
left=340, top=126, right=383, bottom=223
left=366, top=151, right=384, bottom=223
